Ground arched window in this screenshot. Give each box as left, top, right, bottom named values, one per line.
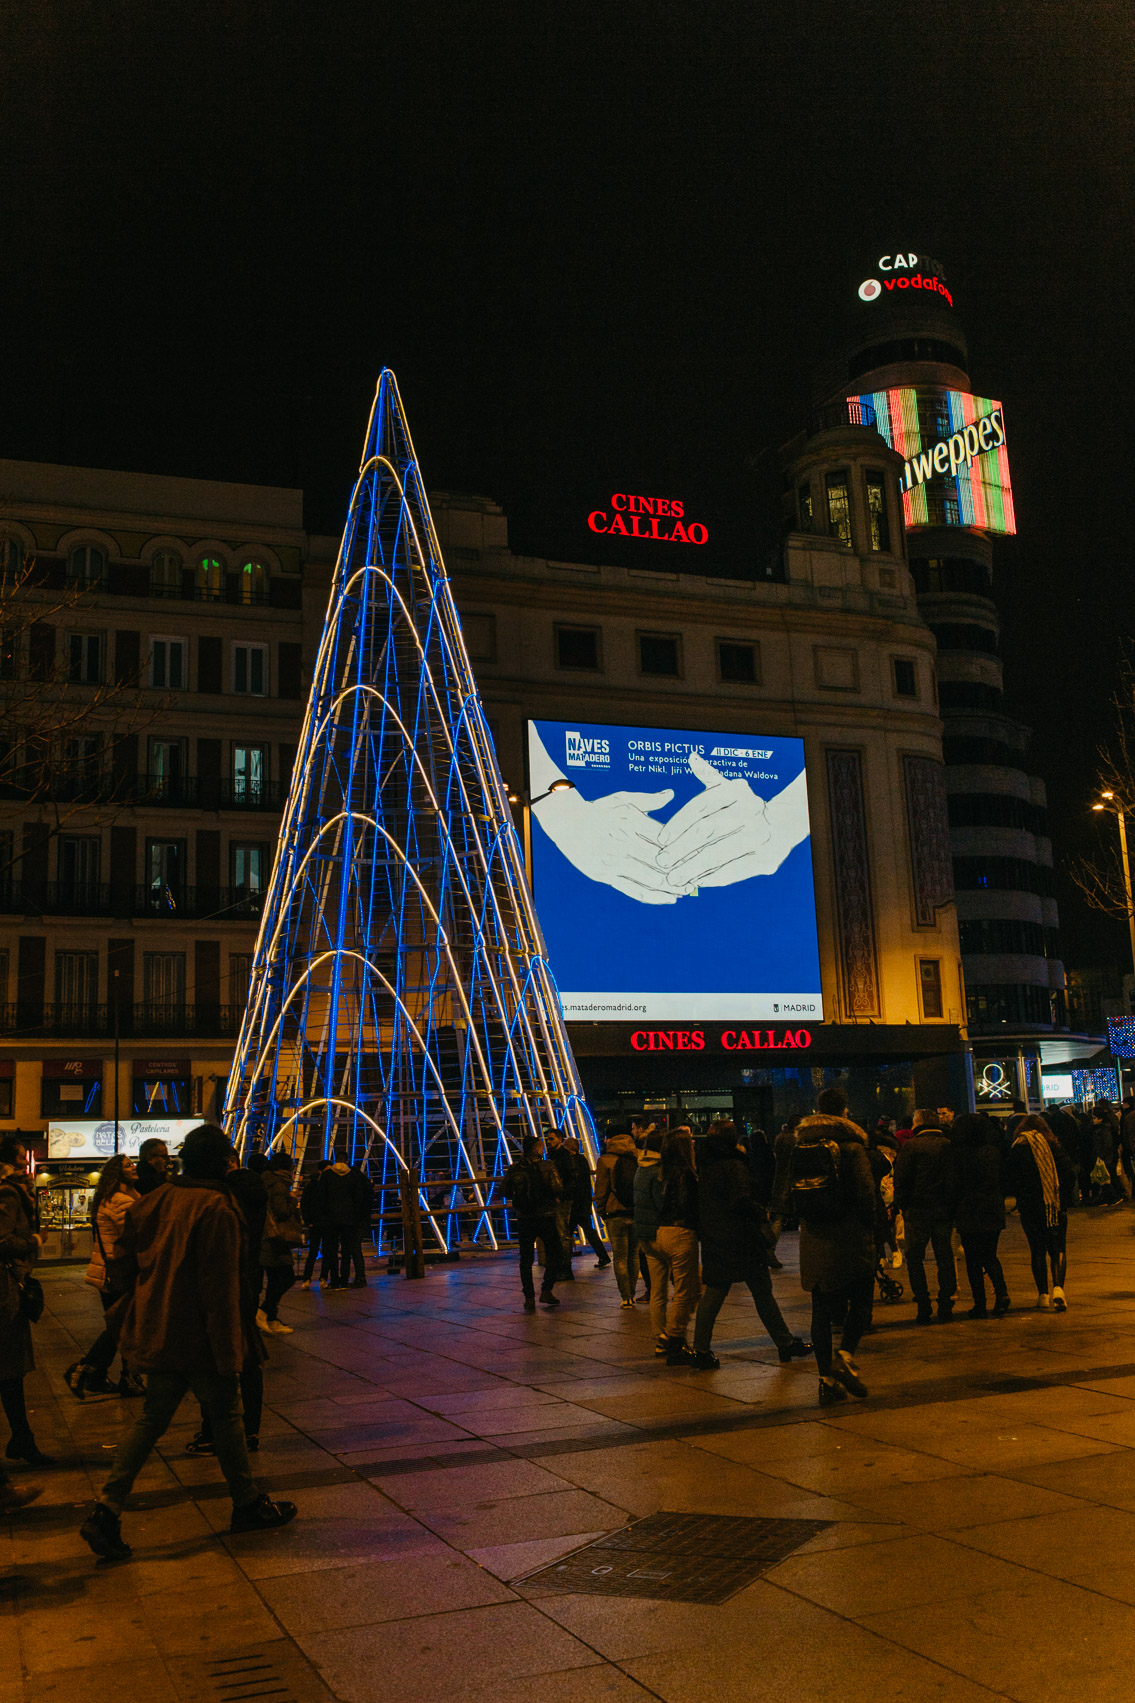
left=1, top=536, right=24, bottom=580
left=195, top=555, right=224, bottom=601
left=238, top=559, right=268, bottom=605
left=67, top=544, right=107, bottom=587
left=150, top=551, right=182, bottom=598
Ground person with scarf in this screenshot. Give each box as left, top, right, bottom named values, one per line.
left=1006, top=1113, right=1077, bottom=1311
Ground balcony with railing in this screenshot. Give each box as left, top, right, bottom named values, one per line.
left=0, top=773, right=289, bottom=809
left=0, top=1003, right=245, bottom=1038
left=0, top=883, right=265, bottom=920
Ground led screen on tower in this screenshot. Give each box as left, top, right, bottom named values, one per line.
left=527, top=718, right=823, bottom=1021
left=850, top=386, right=1017, bottom=535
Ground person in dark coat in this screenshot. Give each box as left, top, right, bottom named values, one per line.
left=315, top=1158, right=369, bottom=1288
left=259, top=1154, right=303, bottom=1330
left=793, top=1114, right=877, bottom=1405
left=502, top=1134, right=565, bottom=1309
left=893, top=1108, right=959, bottom=1323
left=187, top=1157, right=270, bottom=1457
left=0, top=1134, right=51, bottom=1467
left=1091, top=1102, right=1123, bottom=1204
left=564, top=1136, right=610, bottom=1268
left=952, top=1113, right=1010, bottom=1318
left=78, top=1124, right=297, bottom=1562
left=544, top=1129, right=583, bottom=1279
left=691, top=1122, right=808, bottom=1370
left=1007, top=1113, right=1077, bottom=1310
left=344, top=1164, right=375, bottom=1287
left=135, top=1138, right=170, bottom=1196
left=300, top=1159, right=331, bottom=1287
left=1073, top=1106, right=1098, bottom=1205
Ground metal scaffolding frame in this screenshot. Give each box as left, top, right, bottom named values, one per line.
left=222, top=371, right=596, bottom=1253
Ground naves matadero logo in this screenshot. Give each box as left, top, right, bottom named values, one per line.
left=587, top=492, right=709, bottom=546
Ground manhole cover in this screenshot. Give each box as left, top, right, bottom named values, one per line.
left=516, top=1511, right=831, bottom=1603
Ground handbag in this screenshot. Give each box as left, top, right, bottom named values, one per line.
left=17, top=1273, right=44, bottom=1323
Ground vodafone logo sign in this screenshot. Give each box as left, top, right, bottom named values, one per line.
left=858, top=278, right=881, bottom=301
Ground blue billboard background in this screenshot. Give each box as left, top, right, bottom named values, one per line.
left=527, top=719, right=823, bottom=1020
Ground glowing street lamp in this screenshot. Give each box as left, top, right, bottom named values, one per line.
left=505, top=778, right=577, bottom=883
left=1092, top=792, right=1135, bottom=982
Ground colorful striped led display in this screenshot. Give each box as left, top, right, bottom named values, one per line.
left=849, top=386, right=1016, bottom=536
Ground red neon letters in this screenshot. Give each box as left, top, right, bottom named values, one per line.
left=630, top=1029, right=813, bottom=1052
left=588, top=493, right=708, bottom=546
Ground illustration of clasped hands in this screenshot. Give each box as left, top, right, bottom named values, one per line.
left=530, top=732, right=811, bottom=907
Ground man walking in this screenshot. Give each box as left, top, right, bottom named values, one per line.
left=78, top=1124, right=297, bottom=1561
left=299, top=1158, right=331, bottom=1287
left=894, top=1107, right=959, bottom=1324
left=543, top=1128, right=579, bottom=1280
left=502, top=1134, right=565, bottom=1310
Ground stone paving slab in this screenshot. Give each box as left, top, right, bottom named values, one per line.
left=7, top=1205, right=1135, bottom=1699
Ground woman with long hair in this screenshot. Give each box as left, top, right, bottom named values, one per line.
left=64, top=1153, right=144, bottom=1399
left=1007, top=1113, right=1077, bottom=1311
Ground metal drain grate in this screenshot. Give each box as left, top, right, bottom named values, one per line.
left=168, top=1641, right=334, bottom=1703
left=516, top=1511, right=832, bottom=1604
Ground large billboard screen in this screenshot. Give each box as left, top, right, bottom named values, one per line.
left=527, top=719, right=823, bottom=1021
left=849, top=386, right=1016, bottom=536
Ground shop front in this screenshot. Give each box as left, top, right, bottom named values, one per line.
left=569, top=1021, right=967, bottom=1138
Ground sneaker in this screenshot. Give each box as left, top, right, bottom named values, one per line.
left=594, top=1256, right=612, bottom=1268
left=523, top=1297, right=537, bottom=1312
left=692, top=1349, right=720, bottom=1370
left=255, top=1309, right=269, bottom=1329
left=620, top=1298, right=635, bottom=1309
left=831, top=1349, right=868, bottom=1399
left=63, top=1361, right=86, bottom=1400
left=665, top=1339, right=696, bottom=1366
left=264, top=1319, right=293, bottom=1334
left=992, top=1295, right=1011, bottom=1317
left=300, top=1280, right=311, bottom=1290
left=778, top=1337, right=812, bottom=1364
left=185, top=1432, right=216, bottom=1456
left=229, top=1493, right=298, bottom=1534
left=1053, top=1287, right=1067, bottom=1312
left=654, top=1334, right=669, bottom=1357
left=79, top=1502, right=132, bottom=1561
left=634, top=1293, right=651, bottom=1304
left=0, top=1482, right=41, bottom=1512
left=818, top=1377, right=849, bottom=1407
left=538, top=1290, right=559, bottom=1306
left=1038, top=1292, right=1052, bottom=1310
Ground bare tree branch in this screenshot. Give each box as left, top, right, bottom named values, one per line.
left=1069, top=644, right=1135, bottom=921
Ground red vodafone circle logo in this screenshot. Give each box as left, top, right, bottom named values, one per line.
left=858, top=278, right=881, bottom=302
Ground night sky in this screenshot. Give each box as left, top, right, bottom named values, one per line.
left=3, top=1, right=1133, bottom=968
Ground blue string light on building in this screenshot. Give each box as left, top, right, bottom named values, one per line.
left=222, top=371, right=596, bottom=1252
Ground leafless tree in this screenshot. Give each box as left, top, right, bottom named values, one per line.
left=0, top=537, right=162, bottom=881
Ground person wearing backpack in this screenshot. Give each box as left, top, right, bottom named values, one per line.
left=594, top=1129, right=639, bottom=1305
left=636, top=1129, right=701, bottom=1364
left=893, top=1108, right=959, bottom=1324
left=503, top=1134, right=566, bottom=1310
left=691, top=1120, right=809, bottom=1369
left=790, top=1111, right=877, bottom=1405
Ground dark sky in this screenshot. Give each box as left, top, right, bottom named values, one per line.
left=3, top=1, right=1134, bottom=968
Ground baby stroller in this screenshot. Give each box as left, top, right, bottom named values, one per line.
left=876, top=1254, right=904, bottom=1303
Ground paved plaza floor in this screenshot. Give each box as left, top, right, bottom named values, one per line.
left=7, top=1206, right=1135, bottom=1702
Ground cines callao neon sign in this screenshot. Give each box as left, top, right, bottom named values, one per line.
left=587, top=492, right=709, bottom=546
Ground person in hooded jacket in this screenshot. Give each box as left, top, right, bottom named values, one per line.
left=893, top=1108, right=959, bottom=1323
left=951, top=1113, right=1010, bottom=1318
left=315, top=1156, right=369, bottom=1288
left=593, top=1129, right=639, bottom=1305
left=791, top=1112, right=877, bottom=1405
left=1007, top=1112, right=1077, bottom=1311
left=691, top=1121, right=809, bottom=1370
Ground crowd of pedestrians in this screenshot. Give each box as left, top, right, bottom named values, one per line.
left=0, top=1090, right=1127, bottom=1539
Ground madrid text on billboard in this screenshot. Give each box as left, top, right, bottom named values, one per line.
left=586, top=492, right=709, bottom=546
left=902, top=408, right=1006, bottom=492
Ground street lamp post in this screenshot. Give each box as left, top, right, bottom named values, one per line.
left=1092, top=792, right=1135, bottom=984
left=505, top=778, right=576, bottom=887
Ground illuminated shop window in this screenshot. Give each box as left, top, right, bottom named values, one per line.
left=866, top=471, right=890, bottom=552
left=825, top=474, right=851, bottom=547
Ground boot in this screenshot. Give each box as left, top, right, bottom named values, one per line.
left=818, top=1377, right=848, bottom=1407
left=992, top=1294, right=1011, bottom=1317
left=831, top=1349, right=868, bottom=1399
left=778, top=1337, right=812, bottom=1363
left=80, top=1502, right=131, bottom=1561
left=664, top=1338, right=696, bottom=1366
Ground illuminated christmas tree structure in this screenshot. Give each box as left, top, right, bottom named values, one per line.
left=223, top=370, right=595, bottom=1254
